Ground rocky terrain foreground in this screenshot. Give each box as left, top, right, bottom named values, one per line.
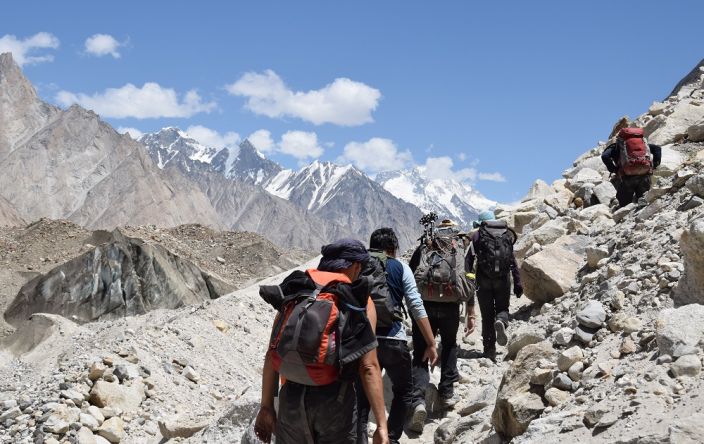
left=1, top=61, right=704, bottom=444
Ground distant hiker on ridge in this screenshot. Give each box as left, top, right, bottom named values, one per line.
left=256, top=239, right=389, bottom=444
left=356, top=227, right=438, bottom=444
left=601, top=127, right=662, bottom=208
left=465, top=210, right=521, bottom=363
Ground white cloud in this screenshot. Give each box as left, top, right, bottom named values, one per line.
left=422, top=156, right=478, bottom=182
left=247, top=129, right=275, bottom=153
left=0, top=32, right=59, bottom=66
left=421, top=156, right=506, bottom=183
left=117, top=127, right=144, bottom=139
left=84, top=34, right=123, bottom=58
left=339, top=138, right=413, bottom=173
left=279, top=131, right=324, bottom=159
left=55, top=83, right=216, bottom=119
left=457, top=152, right=467, bottom=162
left=226, top=70, right=381, bottom=126
left=185, top=125, right=239, bottom=149
left=478, top=172, right=506, bottom=182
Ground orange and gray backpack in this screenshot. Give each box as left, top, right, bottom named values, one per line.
left=262, top=270, right=352, bottom=386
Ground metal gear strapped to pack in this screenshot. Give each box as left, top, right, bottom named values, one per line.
left=414, top=213, right=473, bottom=303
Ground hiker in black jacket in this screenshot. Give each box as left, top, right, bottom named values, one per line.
left=601, top=128, right=662, bottom=208
left=465, top=212, right=522, bottom=362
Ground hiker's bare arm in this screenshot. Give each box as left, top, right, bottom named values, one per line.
left=367, top=297, right=377, bottom=331
left=359, top=349, right=388, bottom=437
left=260, top=351, right=277, bottom=409
left=255, top=351, right=277, bottom=443
left=416, top=317, right=438, bottom=365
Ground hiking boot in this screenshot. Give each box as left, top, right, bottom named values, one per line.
left=482, top=349, right=496, bottom=363
left=495, top=319, right=508, bottom=347
left=439, top=394, right=458, bottom=409
left=409, top=404, right=426, bottom=433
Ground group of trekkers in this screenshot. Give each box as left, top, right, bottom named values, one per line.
left=253, top=125, right=660, bottom=443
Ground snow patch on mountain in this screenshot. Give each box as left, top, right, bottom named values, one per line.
left=266, top=161, right=357, bottom=211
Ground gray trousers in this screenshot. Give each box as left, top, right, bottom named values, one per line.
left=276, top=380, right=357, bottom=444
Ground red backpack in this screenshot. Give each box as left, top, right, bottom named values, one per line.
left=268, top=270, right=347, bottom=386
left=617, top=128, right=653, bottom=176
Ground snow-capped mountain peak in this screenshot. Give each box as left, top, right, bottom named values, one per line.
left=266, top=161, right=360, bottom=211
left=376, top=167, right=496, bottom=227
left=139, top=127, right=220, bottom=169
left=140, top=129, right=281, bottom=185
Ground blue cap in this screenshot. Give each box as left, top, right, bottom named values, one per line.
left=473, top=210, right=495, bottom=228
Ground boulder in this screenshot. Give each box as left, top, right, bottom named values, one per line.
left=557, top=346, right=584, bottom=372
left=593, top=182, right=617, bottom=205
left=553, top=327, right=574, bottom=346
left=586, top=245, right=610, bottom=268
left=159, top=418, right=209, bottom=439
left=42, top=404, right=80, bottom=434
left=675, top=218, right=704, bottom=305
left=608, top=314, right=642, bottom=334
left=97, top=417, right=125, bottom=443
left=513, top=212, right=540, bottom=233
left=648, top=101, right=704, bottom=145
left=669, top=413, right=704, bottom=443
left=688, top=119, right=704, bottom=142
left=685, top=174, right=704, bottom=198
left=492, top=342, right=556, bottom=437
left=523, top=179, right=552, bottom=201
left=670, top=355, right=701, bottom=377
left=521, top=239, right=585, bottom=303
left=653, top=146, right=686, bottom=177
left=613, top=203, right=635, bottom=223
left=648, top=101, right=668, bottom=116
left=4, top=230, right=234, bottom=326
left=544, top=388, right=570, bottom=407
left=89, top=380, right=145, bottom=414
left=575, top=324, right=600, bottom=344
left=543, top=190, right=574, bottom=214
left=506, top=325, right=546, bottom=359
left=576, top=301, right=606, bottom=329
left=566, top=168, right=602, bottom=192
left=656, top=304, right=704, bottom=357
left=76, top=427, right=97, bottom=444
left=457, top=385, right=497, bottom=417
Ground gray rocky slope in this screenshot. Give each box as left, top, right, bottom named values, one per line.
left=2, top=59, right=704, bottom=444
left=0, top=197, right=23, bottom=227
left=0, top=52, right=223, bottom=232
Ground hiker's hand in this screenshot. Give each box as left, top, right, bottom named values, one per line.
left=423, top=344, right=439, bottom=367
left=254, top=405, right=276, bottom=443
left=465, top=316, right=476, bottom=335
left=514, top=285, right=523, bottom=298
left=373, top=426, right=390, bottom=444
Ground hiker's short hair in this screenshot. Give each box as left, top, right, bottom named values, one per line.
left=369, top=227, right=399, bottom=252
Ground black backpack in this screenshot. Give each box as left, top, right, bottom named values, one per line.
left=361, top=251, right=405, bottom=329
left=475, top=220, right=517, bottom=278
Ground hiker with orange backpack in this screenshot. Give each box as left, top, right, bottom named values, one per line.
left=601, top=127, right=662, bottom=208
left=255, top=239, right=389, bottom=444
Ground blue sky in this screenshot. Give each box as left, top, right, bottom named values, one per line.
left=2, top=0, right=703, bottom=203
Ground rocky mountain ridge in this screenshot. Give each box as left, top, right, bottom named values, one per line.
left=141, top=128, right=426, bottom=249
